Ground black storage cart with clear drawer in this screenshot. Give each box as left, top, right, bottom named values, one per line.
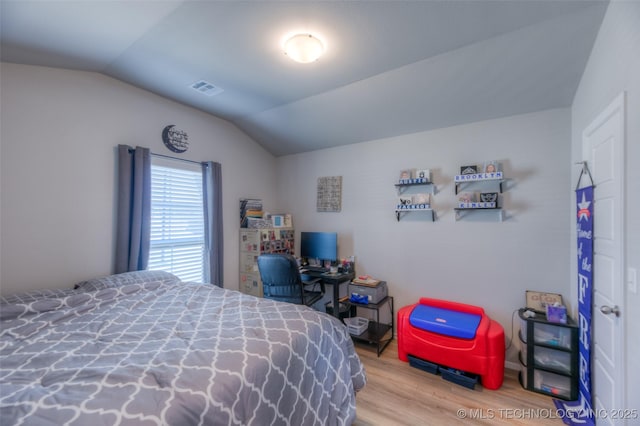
left=518, top=308, right=579, bottom=401
left=345, top=296, right=394, bottom=357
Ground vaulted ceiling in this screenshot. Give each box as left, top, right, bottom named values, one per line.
left=1, top=1, right=608, bottom=156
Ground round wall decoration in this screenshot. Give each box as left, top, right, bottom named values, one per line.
left=162, top=125, right=189, bottom=153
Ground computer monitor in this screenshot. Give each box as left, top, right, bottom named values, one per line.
left=300, top=232, right=338, bottom=262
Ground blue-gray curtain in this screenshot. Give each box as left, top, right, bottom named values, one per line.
left=203, top=161, right=223, bottom=287
left=115, top=145, right=151, bottom=273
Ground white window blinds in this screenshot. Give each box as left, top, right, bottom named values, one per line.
left=148, top=158, right=204, bottom=283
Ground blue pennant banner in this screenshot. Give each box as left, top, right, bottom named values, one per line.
left=554, top=185, right=595, bottom=425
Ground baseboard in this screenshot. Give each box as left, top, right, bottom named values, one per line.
left=505, top=360, right=520, bottom=371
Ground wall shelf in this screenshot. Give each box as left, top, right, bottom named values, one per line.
left=395, top=176, right=436, bottom=221
left=395, top=207, right=435, bottom=222
left=454, top=171, right=507, bottom=221
left=395, top=178, right=435, bottom=195
left=454, top=207, right=503, bottom=221
left=454, top=173, right=504, bottom=195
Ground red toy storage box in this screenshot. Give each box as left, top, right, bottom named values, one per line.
left=397, top=297, right=505, bottom=390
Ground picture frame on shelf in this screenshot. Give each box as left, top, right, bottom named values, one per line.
left=271, top=215, right=284, bottom=227
left=412, top=193, right=430, bottom=205
left=483, top=161, right=499, bottom=173
left=480, top=192, right=498, bottom=203
left=399, top=169, right=414, bottom=182
left=460, top=165, right=477, bottom=175
left=458, top=192, right=477, bottom=203
left=416, top=169, right=431, bottom=182
left=399, top=196, right=413, bottom=206
left=526, top=291, right=564, bottom=313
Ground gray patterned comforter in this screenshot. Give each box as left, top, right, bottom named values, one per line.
left=0, top=272, right=366, bottom=425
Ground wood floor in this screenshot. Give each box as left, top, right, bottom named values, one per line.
left=352, top=341, right=563, bottom=425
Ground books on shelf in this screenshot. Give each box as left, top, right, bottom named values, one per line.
left=240, top=198, right=263, bottom=228
left=246, top=218, right=272, bottom=228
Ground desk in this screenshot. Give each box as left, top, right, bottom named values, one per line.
left=301, top=270, right=354, bottom=319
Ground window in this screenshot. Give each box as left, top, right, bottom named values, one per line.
left=148, top=158, right=205, bottom=282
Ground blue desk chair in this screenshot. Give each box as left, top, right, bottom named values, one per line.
left=257, top=254, right=325, bottom=306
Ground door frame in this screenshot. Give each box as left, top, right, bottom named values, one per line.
left=582, top=91, right=627, bottom=415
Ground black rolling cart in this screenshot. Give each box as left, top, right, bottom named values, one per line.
left=518, top=308, right=579, bottom=400
left=344, top=296, right=394, bottom=357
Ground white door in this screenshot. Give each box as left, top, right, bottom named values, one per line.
left=583, top=93, right=626, bottom=424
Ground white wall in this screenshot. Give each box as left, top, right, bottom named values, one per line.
left=276, top=108, right=572, bottom=364
left=0, top=62, right=278, bottom=295
left=570, top=0, right=640, bottom=410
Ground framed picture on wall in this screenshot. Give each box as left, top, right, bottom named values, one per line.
left=317, top=176, right=342, bottom=212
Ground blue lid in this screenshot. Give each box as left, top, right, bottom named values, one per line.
left=409, top=304, right=482, bottom=339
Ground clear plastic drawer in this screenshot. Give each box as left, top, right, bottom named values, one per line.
left=533, top=370, right=571, bottom=399
left=534, top=346, right=572, bottom=374
left=533, top=322, right=572, bottom=349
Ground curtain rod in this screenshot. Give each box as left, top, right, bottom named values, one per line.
left=124, top=147, right=209, bottom=167
left=151, top=152, right=203, bottom=166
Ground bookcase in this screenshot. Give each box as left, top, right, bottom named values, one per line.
left=239, top=228, right=294, bottom=297
left=518, top=308, right=579, bottom=401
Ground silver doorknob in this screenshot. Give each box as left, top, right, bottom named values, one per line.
left=600, top=305, right=620, bottom=317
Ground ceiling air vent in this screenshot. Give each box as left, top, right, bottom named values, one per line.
left=190, top=80, right=224, bottom=97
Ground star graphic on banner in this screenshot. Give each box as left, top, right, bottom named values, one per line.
left=578, top=193, right=591, bottom=222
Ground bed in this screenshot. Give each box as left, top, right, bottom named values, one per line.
left=0, top=271, right=366, bottom=425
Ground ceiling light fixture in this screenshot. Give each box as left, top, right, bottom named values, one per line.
left=283, top=33, right=324, bottom=63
